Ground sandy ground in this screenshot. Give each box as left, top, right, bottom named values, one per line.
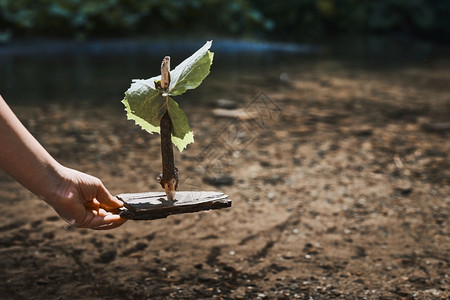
left=0, top=58, right=449, bottom=299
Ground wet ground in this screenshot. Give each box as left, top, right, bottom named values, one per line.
left=0, top=39, right=449, bottom=299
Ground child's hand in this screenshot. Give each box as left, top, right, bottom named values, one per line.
left=45, top=166, right=126, bottom=230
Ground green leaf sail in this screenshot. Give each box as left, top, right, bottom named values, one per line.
left=167, top=97, right=194, bottom=152
left=122, top=80, right=165, bottom=134
left=122, top=41, right=214, bottom=152
left=168, top=40, right=214, bottom=96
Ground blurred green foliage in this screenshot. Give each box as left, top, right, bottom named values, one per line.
left=254, top=0, right=450, bottom=42
left=0, top=0, right=270, bottom=39
left=0, top=0, right=448, bottom=42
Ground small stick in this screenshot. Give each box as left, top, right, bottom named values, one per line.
left=158, top=56, right=178, bottom=201
left=160, top=56, right=170, bottom=90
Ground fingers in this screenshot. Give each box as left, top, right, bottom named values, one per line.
left=85, top=198, right=100, bottom=211
left=91, top=220, right=127, bottom=230
left=91, top=214, right=127, bottom=230
left=95, top=181, right=124, bottom=210
left=76, top=209, right=127, bottom=230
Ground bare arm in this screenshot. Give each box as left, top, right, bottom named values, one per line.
left=0, top=95, right=125, bottom=229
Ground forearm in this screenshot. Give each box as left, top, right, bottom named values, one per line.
left=0, top=95, right=124, bottom=229
left=0, top=95, right=63, bottom=201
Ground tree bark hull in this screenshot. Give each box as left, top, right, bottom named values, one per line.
left=117, top=191, right=231, bottom=220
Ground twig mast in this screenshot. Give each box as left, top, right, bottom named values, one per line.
left=159, top=56, right=178, bottom=201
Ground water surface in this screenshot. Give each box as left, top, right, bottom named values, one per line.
left=0, top=38, right=448, bottom=112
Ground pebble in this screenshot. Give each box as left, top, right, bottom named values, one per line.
left=280, top=72, right=290, bottom=83
left=203, top=174, right=234, bottom=186
left=212, top=108, right=256, bottom=120
left=216, top=98, right=238, bottom=109
left=97, top=250, right=116, bottom=264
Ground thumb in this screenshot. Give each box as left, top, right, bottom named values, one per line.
left=95, top=181, right=123, bottom=210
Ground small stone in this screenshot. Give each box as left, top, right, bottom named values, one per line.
left=352, top=126, right=373, bottom=136
left=46, top=216, right=59, bottom=222
left=31, top=220, right=42, bottom=228
left=393, top=181, right=413, bottom=196
left=212, top=108, right=256, bottom=120
left=43, top=232, right=55, bottom=239
left=203, top=174, right=234, bottom=186
left=280, top=72, right=290, bottom=83
left=216, top=99, right=238, bottom=109
left=422, top=121, right=450, bottom=132
left=97, top=250, right=116, bottom=264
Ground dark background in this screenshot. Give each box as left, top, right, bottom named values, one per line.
left=1, top=0, right=449, bottom=43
